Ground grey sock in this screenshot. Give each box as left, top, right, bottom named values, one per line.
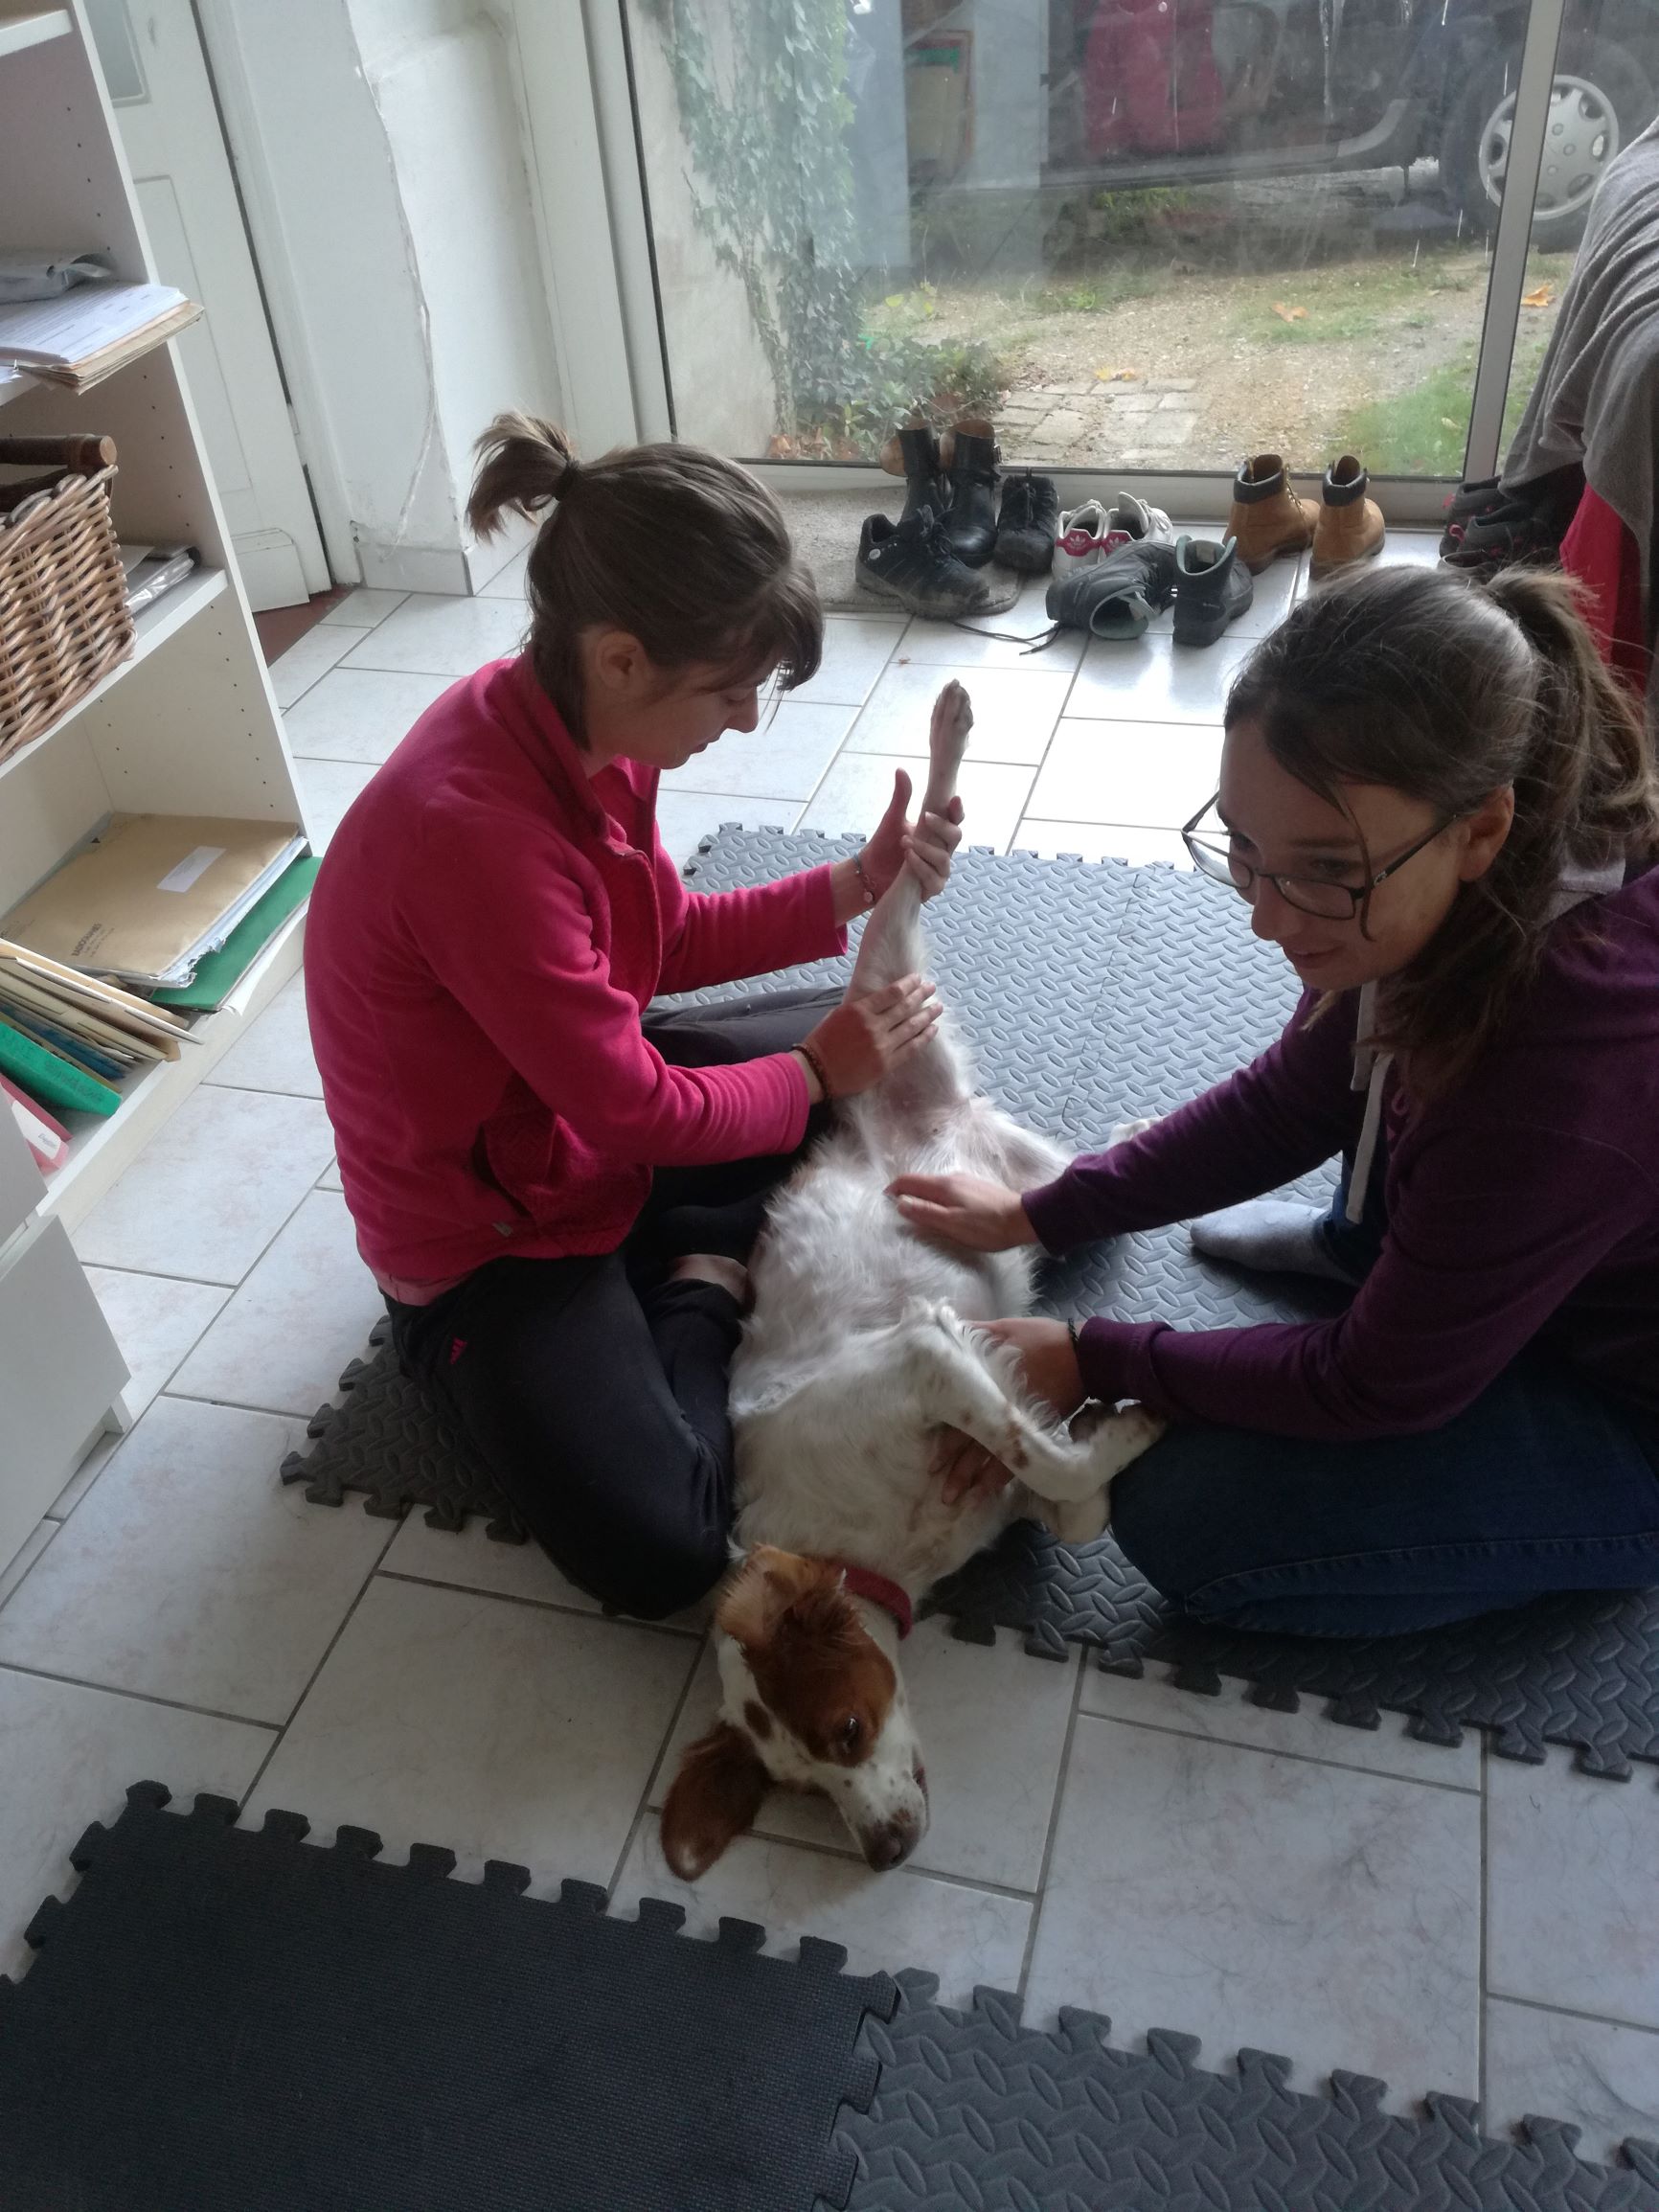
left=1189, top=1198, right=1361, bottom=1286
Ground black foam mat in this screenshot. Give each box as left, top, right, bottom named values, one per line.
left=3, top=1793, right=1651, bottom=2210
left=284, top=830, right=1659, bottom=1783
left=0, top=1783, right=895, bottom=2212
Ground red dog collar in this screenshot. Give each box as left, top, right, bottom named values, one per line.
left=839, top=1562, right=914, bottom=1639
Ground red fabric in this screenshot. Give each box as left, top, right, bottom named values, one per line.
left=1082, top=0, right=1226, bottom=157
left=305, top=657, right=845, bottom=1289
left=1560, top=485, right=1651, bottom=699
left=839, top=1562, right=914, bottom=1638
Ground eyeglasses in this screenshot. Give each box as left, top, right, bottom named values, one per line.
left=1181, top=795, right=1451, bottom=921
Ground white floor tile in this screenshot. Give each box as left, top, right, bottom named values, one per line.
left=320, top=587, right=409, bottom=627
left=0, top=1521, right=56, bottom=1608
left=1024, top=1715, right=1481, bottom=2105
left=83, top=1266, right=230, bottom=1422
left=899, top=584, right=1085, bottom=673
left=270, top=625, right=369, bottom=710
left=1484, top=1997, right=1659, bottom=2163
left=207, top=973, right=322, bottom=1098
left=847, top=659, right=1071, bottom=766
left=802, top=752, right=1034, bottom=855
left=1079, top=1662, right=1482, bottom=1790
left=0, top=1397, right=391, bottom=1724
left=169, top=1191, right=381, bottom=1418
left=1026, top=718, right=1222, bottom=830
left=317, top=1157, right=344, bottom=1192
left=660, top=701, right=855, bottom=802
left=0, top=1669, right=272, bottom=1981
left=616, top=1825, right=1031, bottom=2008
left=654, top=790, right=803, bottom=868
left=651, top=1621, right=1079, bottom=1891
left=340, top=593, right=527, bottom=675
left=1374, top=530, right=1443, bottom=569
left=1065, top=633, right=1254, bottom=722
left=379, top=1513, right=602, bottom=1616
left=244, top=1576, right=696, bottom=1887
left=787, top=614, right=906, bottom=704
left=73, top=1085, right=333, bottom=1286
left=1016, top=820, right=1193, bottom=870
left=294, top=757, right=377, bottom=854
left=1487, top=1759, right=1659, bottom=2029
left=283, top=668, right=452, bottom=764
left=476, top=547, right=530, bottom=601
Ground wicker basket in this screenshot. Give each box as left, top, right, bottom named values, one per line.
left=0, top=433, right=134, bottom=766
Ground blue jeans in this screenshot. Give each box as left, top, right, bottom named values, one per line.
left=1112, top=1358, right=1659, bottom=1637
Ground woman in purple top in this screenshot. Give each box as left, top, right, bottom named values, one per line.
left=893, top=562, right=1659, bottom=1636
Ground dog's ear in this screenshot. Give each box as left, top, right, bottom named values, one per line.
left=660, top=1722, right=770, bottom=1880
left=715, top=1544, right=834, bottom=1656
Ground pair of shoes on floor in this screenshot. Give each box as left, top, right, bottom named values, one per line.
left=1229, top=451, right=1385, bottom=578
left=859, top=422, right=1060, bottom=617
left=1438, top=471, right=1572, bottom=578
left=1053, top=490, right=1172, bottom=581
left=1044, top=529, right=1252, bottom=646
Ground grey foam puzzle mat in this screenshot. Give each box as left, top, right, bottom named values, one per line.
left=284, top=830, right=1659, bottom=1780
left=5, top=1790, right=1652, bottom=2209
left=838, top=1973, right=1659, bottom=2209
left=0, top=1782, right=895, bottom=2212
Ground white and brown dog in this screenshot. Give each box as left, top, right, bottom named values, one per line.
left=661, top=682, right=1163, bottom=1880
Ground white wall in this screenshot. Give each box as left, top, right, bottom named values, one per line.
left=207, top=0, right=562, bottom=593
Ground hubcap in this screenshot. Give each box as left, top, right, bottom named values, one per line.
left=1476, top=72, right=1619, bottom=219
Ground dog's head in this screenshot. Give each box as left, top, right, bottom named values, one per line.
left=660, top=1545, right=929, bottom=1879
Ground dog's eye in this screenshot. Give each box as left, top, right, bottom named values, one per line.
left=838, top=1716, right=863, bottom=1755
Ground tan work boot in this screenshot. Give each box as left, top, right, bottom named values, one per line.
left=1310, top=454, right=1386, bottom=577
left=1226, top=453, right=1319, bottom=573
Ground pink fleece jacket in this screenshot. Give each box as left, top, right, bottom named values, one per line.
left=305, top=656, right=845, bottom=1291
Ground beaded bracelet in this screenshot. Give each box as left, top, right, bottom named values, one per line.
left=797, top=1039, right=833, bottom=1102
left=852, top=852, right=876, bottom=908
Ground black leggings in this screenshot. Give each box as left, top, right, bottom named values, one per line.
left=386, top=987, right=839, bottom=1620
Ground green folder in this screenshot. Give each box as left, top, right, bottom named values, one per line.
left=0, top=1017, right=121, bottom=1118
left=151, top=856, right=321, bottom=1013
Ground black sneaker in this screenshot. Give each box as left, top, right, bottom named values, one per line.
left=993, top=471, right=1059, bottom=573
left=1046, top=538, right=1178, bottom=640
left=1172, top=533, right=1253, bottom=647
left=857, top=507, right=994, bottom=619
left=1438, top=475, right=1506, bottom=559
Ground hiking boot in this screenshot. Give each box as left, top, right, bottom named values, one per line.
left=994, top=470, right=1059, bottom=573
left=1047, top=538, right=1178, bottom=641
left=879, top=423, right=948, bottom=525
left=1310, top=455, right=1385, bottom=578
left=1109, top=491, right=1175, bottom=544
left=1054, top=497, right=1127, bottom=581
left=1227, top=452, right=1318, bottom=573
left=1172, top=533, right=1254, bottom=647
left=856, top=507, right=993, bottom=619
left=939, top=417, right=1000, bottom=567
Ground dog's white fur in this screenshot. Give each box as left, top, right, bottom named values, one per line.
left=693, top=683, right=1164, bottom=1870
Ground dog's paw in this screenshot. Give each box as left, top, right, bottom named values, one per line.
left=1093, top=1402, right=1168, bottom=1478
left=1035, top=1487, right=1112, bottom=1545
left=929, top=678, right=973, bottom=764
left=1106, top=1115, right=1160, bottom=1149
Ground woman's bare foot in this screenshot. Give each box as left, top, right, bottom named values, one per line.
left=670, top=1252, right=752, bottom=1308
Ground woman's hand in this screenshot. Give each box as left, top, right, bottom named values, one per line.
left=800, top=975, right=941, bottom=1098
left=887, top=1172, right=1038, bottom=1251
left=934, top=1318, right=1086, bottom=1504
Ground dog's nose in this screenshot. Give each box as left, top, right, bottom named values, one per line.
left=862, top=1815, right=921, bottom=1871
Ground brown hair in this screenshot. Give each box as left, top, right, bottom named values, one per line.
left=1226, top=561, right=1659, bottom=1095
left=466, top=413, right=823, bottom=742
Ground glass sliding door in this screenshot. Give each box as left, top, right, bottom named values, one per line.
left=621, top=0, right=1655, bottom=480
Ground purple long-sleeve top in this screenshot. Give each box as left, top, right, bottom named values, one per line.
left=1022, top=864, right=1659, bottom=1438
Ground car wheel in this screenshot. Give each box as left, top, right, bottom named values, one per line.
left=1441, top=35, right=1656, bottom=250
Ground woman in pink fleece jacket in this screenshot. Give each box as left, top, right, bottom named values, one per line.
left=306, top=416, right=962, bottom=1619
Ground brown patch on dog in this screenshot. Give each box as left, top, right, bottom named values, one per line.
left=742, top=1699, right=773, bottom=1741
left=660, top=1722, right=770, bottom=1880
left=717, top=1545, right=896, bottom=1768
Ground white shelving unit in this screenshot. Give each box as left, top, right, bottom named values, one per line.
left=0, top=0, right=315, bottom=1566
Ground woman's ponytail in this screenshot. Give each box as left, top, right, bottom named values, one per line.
left=466, top=412, right=580, bottom=539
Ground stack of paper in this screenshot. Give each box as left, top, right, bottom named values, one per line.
left=0, top=937, right=188, bottom=1120
left=2, top=815, right=308, bottom=991
left=0, top=282, right=203, bottom=392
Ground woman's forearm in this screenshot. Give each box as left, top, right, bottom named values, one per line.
left=829, top=855, right=877, bottom=927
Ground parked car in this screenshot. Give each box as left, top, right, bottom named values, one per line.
left=1036, top=0, right=1657, bottom=248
